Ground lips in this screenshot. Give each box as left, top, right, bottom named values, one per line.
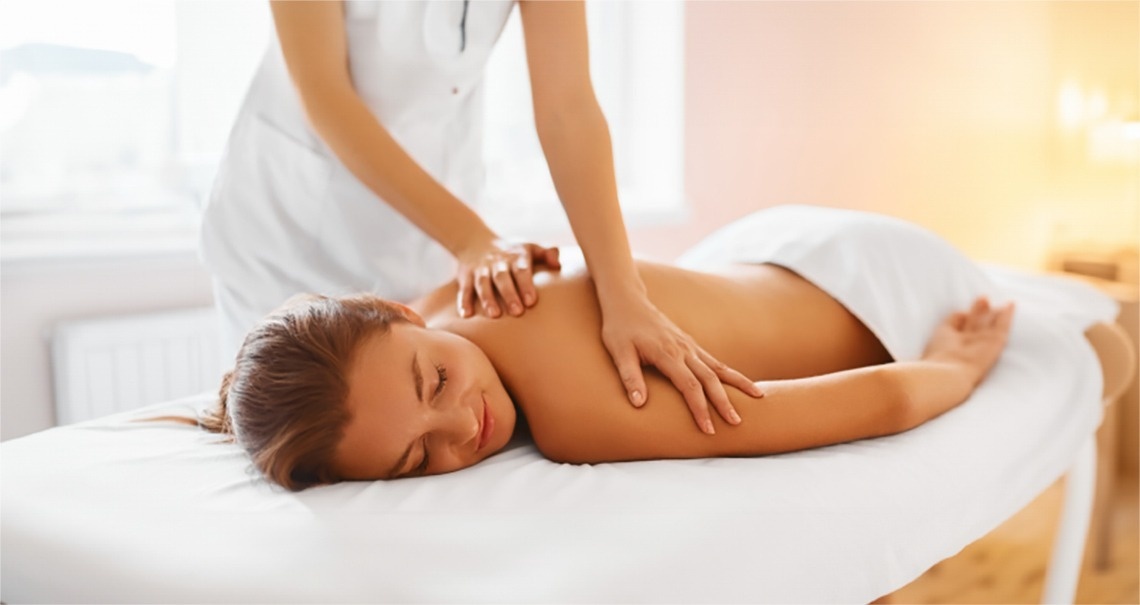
left=477, top=393, right=495, bottom=452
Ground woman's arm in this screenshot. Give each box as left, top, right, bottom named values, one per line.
left=532, top=298, right=1013, bottom=464
left=517, top=0, right=761, bottom=430
left=269, top=1, right=554, bottom=318
left=271, top=2, right=490, bottom=261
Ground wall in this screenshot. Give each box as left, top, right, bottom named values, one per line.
left=3, top=1, right=1135, bottom=441
left=0, top=1, right=267, bottom=442
left=624, top=0, right=1139, bottom=478
left=1, top=253, right=214, bottom=440
left=629, top=1, right=1139, bottom=266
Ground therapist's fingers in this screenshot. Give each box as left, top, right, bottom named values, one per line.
left=685, top=353, right=740, bottom=427
left=696, top=347, right=764, bottom=400
left=456, top=270, right=476, bottom=318
left=702, top=349, right=764, bottom=398
left=511, top=255, right=538, bottom=308
left=544, top=246, right=561, bottom=269
left=473, top=266, right=501, bottom=318
left=491, top=259, right=525, bottom=317
left=523, top=243, right=561, bottom=271
left=604, top=338, right=648, bottom=409
left=654, top=353, right=716, bottom=435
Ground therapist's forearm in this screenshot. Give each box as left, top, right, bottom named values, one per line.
left=535, top=102, right=642, bottom=300
left=299, top=82, right=494, bottom=258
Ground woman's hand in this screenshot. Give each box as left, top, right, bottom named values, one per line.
left=921, top=296, right=1015, bottom=386
left=599, top=289, right=764, bottom=435
left=455, top=239, right=562, bottom=318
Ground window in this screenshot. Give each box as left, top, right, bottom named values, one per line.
left=0, top=1, right=684, bottom=258
left=1, top=1, right=186, bottom=218
left=0, top=1, right=270, bottom=259
left=481, top=1, right=686, bottom=235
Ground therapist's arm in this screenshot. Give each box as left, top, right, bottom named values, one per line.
left=269, top=1, right=558, bottom=318
left=518, top=0, right=762, bottom=434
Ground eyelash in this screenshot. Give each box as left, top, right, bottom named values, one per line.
left=434, top=363, right=448, bottom=397
left=414, top=363, right=448, bottom=476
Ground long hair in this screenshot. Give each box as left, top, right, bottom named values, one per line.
left=199, top=294, right=414, bottom=491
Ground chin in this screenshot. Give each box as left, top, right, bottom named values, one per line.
left=488, top=387, right=517, bottom=453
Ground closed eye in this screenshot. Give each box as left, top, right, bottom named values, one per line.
left=408, top=362, right=446, bottom=476
left=434, top=363, right=448, bottom=397
left=406, top=364, right=445, bottom=478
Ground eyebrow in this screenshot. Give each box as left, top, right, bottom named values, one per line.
left=412, top=350, right=424, bottom=403
left=386, top=351, right=423, bottom=479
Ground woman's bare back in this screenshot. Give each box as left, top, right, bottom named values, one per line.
left=409, top=260, right=896, bottom=463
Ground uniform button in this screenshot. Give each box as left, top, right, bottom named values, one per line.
left=452, top=86, right=459, bottom=95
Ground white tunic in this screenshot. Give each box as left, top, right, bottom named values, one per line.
left=200, top=0, right=516, bottom=355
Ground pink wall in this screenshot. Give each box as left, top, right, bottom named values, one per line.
left=629, top=1, right=1138, bottom=269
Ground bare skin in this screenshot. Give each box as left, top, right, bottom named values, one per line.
left=332, top=260, right=1013, bottom=481
left=269, top=0, right=759, bottom=426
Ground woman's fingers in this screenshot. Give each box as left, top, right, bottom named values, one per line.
left=524, top=243, right=559, bottom=269
left=697, top=348, right=763, bottom=400
left=545, top=246, right=561, bottom=269
left=599, top=294, right=753, bottom=435
left=962, top=296, right=1017, bottom=333
left=468, top=244, right=555, bottom=318
left=995, top=302, right=1015, bottom=331
left=965, top=297, right=989, bottom=331
left=456, top=271, right=475, bottom=318
left=473, top=266, right=500, bottom=317
left=511, top=255, right=538, bottom=308
left=685, top=354, right=741, bottom=428
left=611, top=344, right=649, bottom=409
left=455, top=239, right=560, bottom=319
left=491, top=259, right=525, bottom=316
left=656, top=354, right=715, bottom=434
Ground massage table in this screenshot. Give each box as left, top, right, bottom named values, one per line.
left=2, top=207, right=1132, bottom=604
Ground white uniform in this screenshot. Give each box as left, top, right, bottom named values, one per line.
left=200, top=0, right=516, bottom=360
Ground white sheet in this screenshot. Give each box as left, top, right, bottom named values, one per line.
left=2, top=206, right=1117, bottom=604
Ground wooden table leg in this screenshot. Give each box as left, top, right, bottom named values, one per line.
left=1089, top=394, right=1120, bottom=571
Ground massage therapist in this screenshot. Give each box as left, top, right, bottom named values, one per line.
left=199, top=0, right=760, bottom=431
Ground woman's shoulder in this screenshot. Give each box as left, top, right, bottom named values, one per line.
left=416, top=247, right=622, bottom=316
left=412, top=250, right=692, bottom=322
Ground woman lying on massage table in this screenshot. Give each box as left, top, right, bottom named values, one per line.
left=199, top=211, right=1014, bottom=491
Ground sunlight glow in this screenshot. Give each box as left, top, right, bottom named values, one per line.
left=0, top=0, right=176, bottom=68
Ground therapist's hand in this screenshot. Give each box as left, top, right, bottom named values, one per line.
left=599, top=288, right=764, bottom=435
left=456, top=239, right=561, bottom=318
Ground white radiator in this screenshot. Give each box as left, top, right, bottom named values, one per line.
left=51, top=307, right=222, bottom=425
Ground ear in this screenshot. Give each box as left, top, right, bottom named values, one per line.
left=390, top=302, right=427, bottom=328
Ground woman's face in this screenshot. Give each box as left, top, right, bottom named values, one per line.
left=333, top=322, right=516, bottom=481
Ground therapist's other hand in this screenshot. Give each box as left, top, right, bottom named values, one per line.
left=599, top=290, right=764, bottom=435
left=456, top=240, right=561, bottom=318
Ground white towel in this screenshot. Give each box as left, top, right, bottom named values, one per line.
left=678, top=204, right=1118, bottom=360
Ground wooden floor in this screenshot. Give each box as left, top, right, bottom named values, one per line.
left=887, top=472, right=1139, bottom=604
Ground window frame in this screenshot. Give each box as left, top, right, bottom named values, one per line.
left=479, top=0, right=687, bottom=237
left=1, top=0, right=687, bottom=264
